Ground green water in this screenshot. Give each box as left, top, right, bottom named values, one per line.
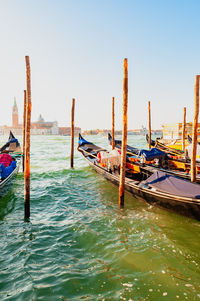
left=0, top=135, right=199, bottom=301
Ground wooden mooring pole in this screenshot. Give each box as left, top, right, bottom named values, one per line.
left=112, top=97, right=115, bottom=149
left=24, top=56, right=31, bottom=219
left=22, top=90, right=27, bottom=172
left=191, top=75, right=200, bottom=183
left=182, top=107, right=186, bottom=153
left=70, top=98, right=75, bottom=168
left=119, top=58, right=128, bottom=207
left=148, top=101, right=151, bottom=150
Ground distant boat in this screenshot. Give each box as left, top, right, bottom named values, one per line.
left=78, top=134, right=200, bottom=220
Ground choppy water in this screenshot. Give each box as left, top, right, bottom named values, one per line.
left=0, top=135, right=200, bottom=301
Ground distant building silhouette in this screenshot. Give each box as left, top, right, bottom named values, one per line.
left=0, top=99, right=81, bottom=136
left=12, top=97, right=19, bottom=128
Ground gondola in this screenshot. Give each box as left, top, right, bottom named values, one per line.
left=146, top=134, right=184, bottom=156
left=0, top=132, right=21, bottom=198
left=78, top=135, right=200, bottom=220
left=109, top=134, right=200, bottom=183
left=146, top=133, right=200, bottom=170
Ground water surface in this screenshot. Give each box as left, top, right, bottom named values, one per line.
left=0, top=135, right=199, bottom=300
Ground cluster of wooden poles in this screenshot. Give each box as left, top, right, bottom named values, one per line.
left=23, top=56, right=199, bottom=218
left=70, top=59, right=199, bottom=207
left=147, top=76, right=200, bottom=183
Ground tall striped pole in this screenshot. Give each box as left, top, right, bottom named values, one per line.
left=22, top=90, right=27, bottom=172
left=148, top=101, right=151, bottom=150
left=112, top=97, right=115, bottom=149
left=70, top=98, right=75, bottom=168
left=182, top=107, right=186, bottom=153
left=119, top=58, right=128, bottom=207
left=24, top=56, right=32, bottom=219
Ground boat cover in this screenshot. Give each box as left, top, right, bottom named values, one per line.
left=0, top=161, right=16, bottom=179
left=98, top=149, right=121, bottom=171
left=138, top=148, right=165, bottom=161
left=143, top=170, right=200, bottom=199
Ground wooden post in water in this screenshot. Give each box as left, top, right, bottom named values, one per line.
left=119, top=58, right=128, bottom=207
left=148, top=101, right=151, bottom=150
left=191, top=75, right=200, bottom=183
left=182, top=107, right=186, bottom=153
left=70, top=98, right=75, bottom=168
left=22, top=90, right=27, bottom=172
left=112, top=97, right=115, bottom=149
left=24, top=56, right=32, bottom=219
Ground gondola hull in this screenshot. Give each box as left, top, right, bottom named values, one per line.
left=86, top=157, right=200, bottom=220
left=0, top=132, right=21, bottom=198
left=0, top=162, right=20, bottom=198
left=78, top=137, right=200, bottom=221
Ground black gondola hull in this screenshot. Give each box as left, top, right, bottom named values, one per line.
left=81, top=150, right=200, bottom=221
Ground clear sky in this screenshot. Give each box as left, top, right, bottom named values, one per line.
left=0, top=0, right=199, bottom=130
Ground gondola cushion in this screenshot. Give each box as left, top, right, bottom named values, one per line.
left=98, top=150, right=121, bottom=171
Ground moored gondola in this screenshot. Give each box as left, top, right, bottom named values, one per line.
left=146, top=134, right=184, bottom=156
left=78, top=135, right=200, bottom=220
left=109, top=134, right=200, bottom=183
left=0, top=132, right=21, bottom=198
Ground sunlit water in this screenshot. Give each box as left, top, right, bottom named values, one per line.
left=0, top=135, right=200, bottom=301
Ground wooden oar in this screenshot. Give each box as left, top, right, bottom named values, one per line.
left=79, top=148, right=98, bottom=159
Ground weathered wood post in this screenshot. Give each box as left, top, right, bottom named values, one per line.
left=119, top=58, right=128, bottom=207
left=182, top=107, right=186, bottom=153
left=191, top=75, right=200, bottom=183
left=148, top=101, right=151, bottom=150
left=24, top=56, right=31, bottom=219
left=70, top=98, right=75, bottom=168
left=112, top=97, right=115, bottom=149
left=22, top=90, right=27, bottom=172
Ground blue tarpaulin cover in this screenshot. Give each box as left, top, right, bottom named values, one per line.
left=0, top=161, right=16, bottom=179
left=143, top=170, right=200, bottom=199
left=138, top=148, right=165, bottom=161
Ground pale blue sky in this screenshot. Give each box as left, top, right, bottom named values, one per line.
left=0, top=0, right=199, bottom=130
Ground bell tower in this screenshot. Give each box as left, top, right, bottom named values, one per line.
left=12, top=97, right=19, bottom=128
